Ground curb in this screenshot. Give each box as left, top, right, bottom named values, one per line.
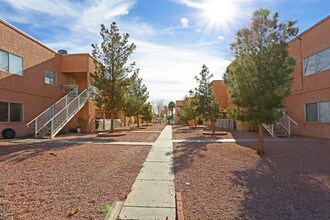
left=176, top=192, right=185, bottom=220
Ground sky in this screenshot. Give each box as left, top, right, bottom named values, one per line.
left=0, top=0, right=329, bottom=104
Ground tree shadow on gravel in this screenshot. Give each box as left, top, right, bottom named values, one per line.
left=231, top=140, right=330, bottom=219
left=0, top=141, right=87, bottom=163
left=173, top=141, right=208, bottom=173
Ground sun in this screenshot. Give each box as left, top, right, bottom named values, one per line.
left=200, top=0, right=237, bottom=33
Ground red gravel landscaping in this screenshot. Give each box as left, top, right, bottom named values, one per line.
left=173, top=128, right=330, bottom=220
left=0, top=141, right=151, bottom=220
left=54, top=124, right=166, bottom=143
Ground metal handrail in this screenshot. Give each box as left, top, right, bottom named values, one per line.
left=50, top=88, right=89, bottom=138
left=282, top=112, right=298, bottom=125
left=27, top=87, right=78, bottom=127
left=263, top=111, right=298, bottom=138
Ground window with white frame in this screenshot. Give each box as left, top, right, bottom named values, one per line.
left=0, top=102, right=23, bottom=122
left=44, top=69, right=56, bottom=85
left=304, top=48, right=330, bottom=76
left=306, top=101, right=330, bottom=122
left=0, top=50, right=23, bottom=75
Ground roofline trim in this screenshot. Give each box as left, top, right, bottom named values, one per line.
left=291, top=15, right=330, bottom=42
left=1, top=19, right=58, bottom=54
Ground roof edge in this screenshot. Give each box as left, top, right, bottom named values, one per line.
left=292, top=15, right=330, bottom=42
left=1, top=19, right=58, bottom=54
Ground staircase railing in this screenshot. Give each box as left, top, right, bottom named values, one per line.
left=278, top=112, right=298, bottom=137
left=263, top=112, right=297, bottom=137
left=49, top=88, right=89, bottom=138
left=263, top=124, right=275, bottom=137
left=27, top=87, right=78, bottom=136
left=27, top=86, right=90, bottom=138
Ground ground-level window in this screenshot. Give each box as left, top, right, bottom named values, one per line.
left=44, top=69, right=56, bottom=85
left=0, top=50, right=23, bottom=75
left=0, top=102, right=23, bottom=122
left=306, top=101, right=330, bottom=122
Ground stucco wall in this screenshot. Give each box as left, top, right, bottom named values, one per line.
left=0, top=20, right=96, bottom=138
left=285, top=16, right=330, bottom=139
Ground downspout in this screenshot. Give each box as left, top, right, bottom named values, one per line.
left=297, top=36, right=304, bottom=91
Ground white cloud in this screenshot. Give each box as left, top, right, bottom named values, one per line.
left=132, top=40, right=231, bottom=102
left=1, top=0, right=79, bottom=17
left=196, top=29, right=201, bottom=32
left=218, top=35, right=225, bottom=40
left=171, top=0, right=203, bottom=8
left=180, top=17, right=189, bottom=28
left=1, top=0, right=232, bottom=103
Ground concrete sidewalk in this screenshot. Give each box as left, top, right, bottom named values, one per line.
left=119, top=125, right=176, bottom=220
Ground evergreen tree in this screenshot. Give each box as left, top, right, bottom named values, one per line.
left=123, top=69, right=149, bottom=128
left=224, top=9, right=298, bottom=154
left=141, top=102, right=153, bottom=125
left=180, top=90, right=199, bottom=127
left=168, top=101, right=175, bottom=119
left=91, top=22, right=136, bottom=132
left=194, top=65, right=221, bottom=133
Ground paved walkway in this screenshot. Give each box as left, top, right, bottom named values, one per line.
left=119, top=125, right=176, bottom=220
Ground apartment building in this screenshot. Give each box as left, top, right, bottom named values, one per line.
left=285, top=16, right=330, bottom=139
left=0, top=19, right=97, bottom=138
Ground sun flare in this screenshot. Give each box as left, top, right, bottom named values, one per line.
left=200, top=0, right=237, bottom=32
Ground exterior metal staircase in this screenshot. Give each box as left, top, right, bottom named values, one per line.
left=27, top=86, right=90, bottom=138
left=263, top=112, right=298, bottom=137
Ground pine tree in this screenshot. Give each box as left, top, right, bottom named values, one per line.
left=91, top=22, right=136, bottom=132
left=123, top=69, right=149, bottom=128
left=194, top=65, right=221, bottom=133
left=141, top=102, right=153, bottom=125
left=224, top=9, right=298, bottom=154
left=168, top=101, right=175, bottom=119
left=180, top=90, right=199, bottom=127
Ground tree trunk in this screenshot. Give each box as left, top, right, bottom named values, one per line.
left=194, top=117, right=197, bottom=128
left=136, top=114, right=140, bottom=128
left=211, top=121, right=216, bottom=134
left=110, top=113, right=114, bottom=133
left=102, top=111, right=106, bottom=131
left=257, top=123, right=264, bottom=155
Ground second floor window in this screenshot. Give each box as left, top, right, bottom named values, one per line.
left=0, top=50, right=23, bottom=76
left=304, top=48, right=330, bottom=76
left=45, top=69, right=56, bottom=85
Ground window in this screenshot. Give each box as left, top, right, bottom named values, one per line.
left=304, top=48, right=330, bottom=76
left=0, top=50, right=23, bottom=75
left=0, top=50, right=9, bottom=72
left=0, top=102, right=8, bottom=122
left=319, top=101, right=330, bottom=122
left=9, top=53, right=23, bottom=75
left=0, top=102, right=23, bottom=122
left=306, top=103, right=318, bottom=122
left=306, top=101, right=330, bottom=122
left=44, top=69, right=56, bottom=85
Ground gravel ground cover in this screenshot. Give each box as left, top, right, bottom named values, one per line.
left=55, top=124, right=166, bottom=143
left=173, top=125, right=271, bottom=140
left=173, top=127, right=330, bottom=220
left=0, top=141, right=151, bottom=219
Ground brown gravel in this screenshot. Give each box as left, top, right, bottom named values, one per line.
left=0, top=141, right=151, bottom=220
left=54, top=124, right=166, bottom=143
left=173, top=127, right=330, bottom=220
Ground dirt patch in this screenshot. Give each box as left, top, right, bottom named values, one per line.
left=174, top=136, right=330, bottom=220
left=0, top=142, right=150, bottom=220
